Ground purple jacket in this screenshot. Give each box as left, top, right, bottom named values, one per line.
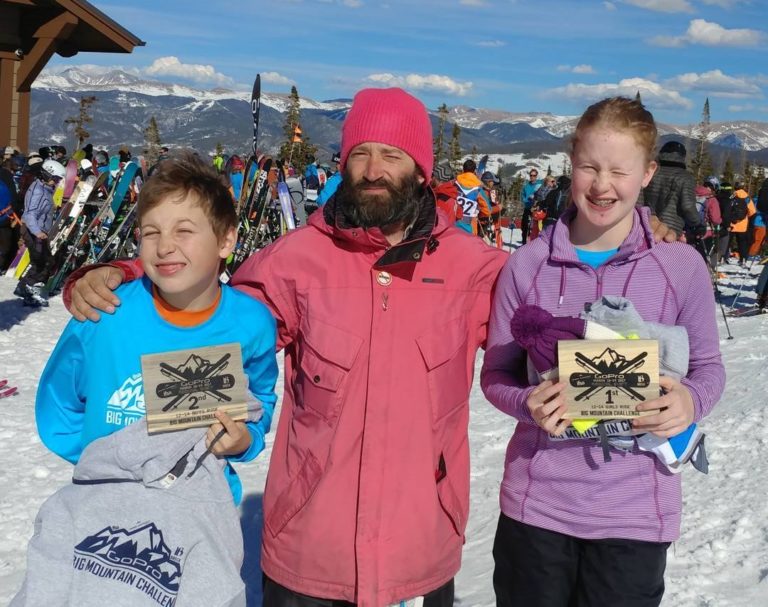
left=481, top=206, right=725, bottom=542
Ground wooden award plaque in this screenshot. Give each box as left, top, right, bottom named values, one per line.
left=558, top=339, right=660, bottom=419
left=141, top=343, right=248, bottom=434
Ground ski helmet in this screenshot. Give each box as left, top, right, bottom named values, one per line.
left=480, top=171, right=500, bottom=184
left=704, top=175, right=720, bottom=192
left=40, top=159, right=66, bottom=182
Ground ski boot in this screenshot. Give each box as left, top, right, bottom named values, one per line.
left=22, top=283, right=50, bottom=308
left=13, top=282, right=28, bottom=298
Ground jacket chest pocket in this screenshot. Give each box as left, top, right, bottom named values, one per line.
left=417, top=318, right=471, bottom=424
left=296, top=317, right=362, bottom=424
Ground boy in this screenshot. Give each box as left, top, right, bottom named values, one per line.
left=35, top=152, right=278, bottom=505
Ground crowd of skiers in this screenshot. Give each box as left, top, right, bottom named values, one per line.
left=493, top=138, right=768, bottom=271
left=0, top=142, right=145, bottom=306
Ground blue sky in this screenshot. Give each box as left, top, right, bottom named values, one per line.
left=50, top=0, right=768, bottom=124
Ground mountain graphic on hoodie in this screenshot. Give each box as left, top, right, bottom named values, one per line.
left=75, top=522, right=182, bottom=591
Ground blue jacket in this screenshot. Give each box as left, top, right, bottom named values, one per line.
left=23, top=179, right=54, bottom=235
left=36, top=278, right=279, bottom=504
left=521, top=179, right=542, bottom=209
left=317, top=172, right=342, bottom=206
left=0, top=180, right=12, bottom=225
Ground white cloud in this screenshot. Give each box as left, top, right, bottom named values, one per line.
left=624, top=0, right=694, bottom=12
left=701, top=0, right=747, bottom=7
left=364, top=73, right=473, bottom=96
left=557, top=64, right=597, bottom=74
left=546, top=77, right=693, bottom=110
left=460, top=0, right=488, bottom=5
left=665, top=69, right=763, bottom=98
left=649, top=19, right=765, bottom=47
left=261, top=71, right=295, bottom=86
left=649, top=35, right=686, bottom=47
left=342, top=0, right=363, bottom=7
left=145, top=56, right=233, bottom=86
left=604, top=1, right=617, bottom=10
left=728, top=103, right=768, bottom=112
left=476, top=40, right=506, bottom=47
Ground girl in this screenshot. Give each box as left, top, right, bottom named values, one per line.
left=481, top=97, right=725, bottom=607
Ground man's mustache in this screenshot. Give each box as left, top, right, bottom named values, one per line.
left=359, top=178, right=391, bottom=190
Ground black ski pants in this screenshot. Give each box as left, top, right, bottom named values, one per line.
left=718, top=231, right=732, bottom=263
left=19, top=226, right=54, bottom=288
left=262, top=575, right=454, bottom=607
left=520, top=207, right=532, bottom=245
left=733, top=231, right=750, bottom=263
left=492, top=514, right=669, bottom=607
left=0, top=222, right=19, bottom=272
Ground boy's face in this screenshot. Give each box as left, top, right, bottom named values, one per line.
left=139, top=191, right=235, bottom=307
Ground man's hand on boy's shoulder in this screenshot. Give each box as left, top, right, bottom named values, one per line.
left=649, top=215, right=677, bottom=243
left=206, top=409, right=252, bottom=457
left=69, top=265, right=126, bottom=322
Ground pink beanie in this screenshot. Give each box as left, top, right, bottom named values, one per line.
left=340, top=87, right=433, bottom=179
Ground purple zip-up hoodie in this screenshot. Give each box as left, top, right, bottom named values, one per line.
left=481, top=205, right=725, bottom=542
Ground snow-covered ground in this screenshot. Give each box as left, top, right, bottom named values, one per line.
left=1, top=241, right=767, bottom=606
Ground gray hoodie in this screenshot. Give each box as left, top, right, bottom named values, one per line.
left=12, top=419, right=246, bottom=607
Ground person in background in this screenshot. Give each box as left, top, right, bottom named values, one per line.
left=640, top=140, right=703, bottom=239
left=520, top=168, right=542, bottom=244
left=729, top=185, right=756, bottom=266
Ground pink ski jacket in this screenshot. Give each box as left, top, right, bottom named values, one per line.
left=481, top=206, right=725, bottom=544
left=232, top=200, right=507, bottom=605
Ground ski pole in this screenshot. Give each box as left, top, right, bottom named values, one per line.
left=699, top=237, right=733, bottom=340
left=729, top=255, right=757, bottom=311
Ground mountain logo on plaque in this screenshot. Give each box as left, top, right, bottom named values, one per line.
left=558, top=339, right=660, bottom=419
left=141, top=343, right=248, bottom=433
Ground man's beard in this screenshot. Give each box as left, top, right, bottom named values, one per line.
left=336, top=170, right=424, bottom=229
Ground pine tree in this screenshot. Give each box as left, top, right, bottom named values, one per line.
left=635, top=91, right=642, bottom=104
left=508, top=173, right=525, bottom=219
left=690, top=98, right=711, bottom=183
left=739, top=146, right=748, bottom=187
left=470, top=146, right=478, bottom=162
left=743, top=160, right=754, bottom=193
left=434, top=103, right=448, bottom=166
left=278, top=85, right=318, bottom=174
left=723, top=156, right=735, bottom=185
left=143, top=116, right=163, bottom=167
left=64, top=95, right=97, bottom=149
left=449, top=123, right=462, bottom=171
left=756, top=165, right=766, bottom=188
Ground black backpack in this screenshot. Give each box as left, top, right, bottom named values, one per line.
left=729, top=195, right=749, bottom=222
left=757, top=179, right=768, bottom=215
left=717, top=190, right=732, bottom=226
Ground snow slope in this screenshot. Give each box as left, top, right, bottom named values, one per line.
left=0, top=250, right=766, bottom=606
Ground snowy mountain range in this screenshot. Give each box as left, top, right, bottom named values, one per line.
left=28, top=67, right=768, bottom=171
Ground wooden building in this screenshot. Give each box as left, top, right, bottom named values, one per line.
left=0, top=0, right=144, bottom=151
